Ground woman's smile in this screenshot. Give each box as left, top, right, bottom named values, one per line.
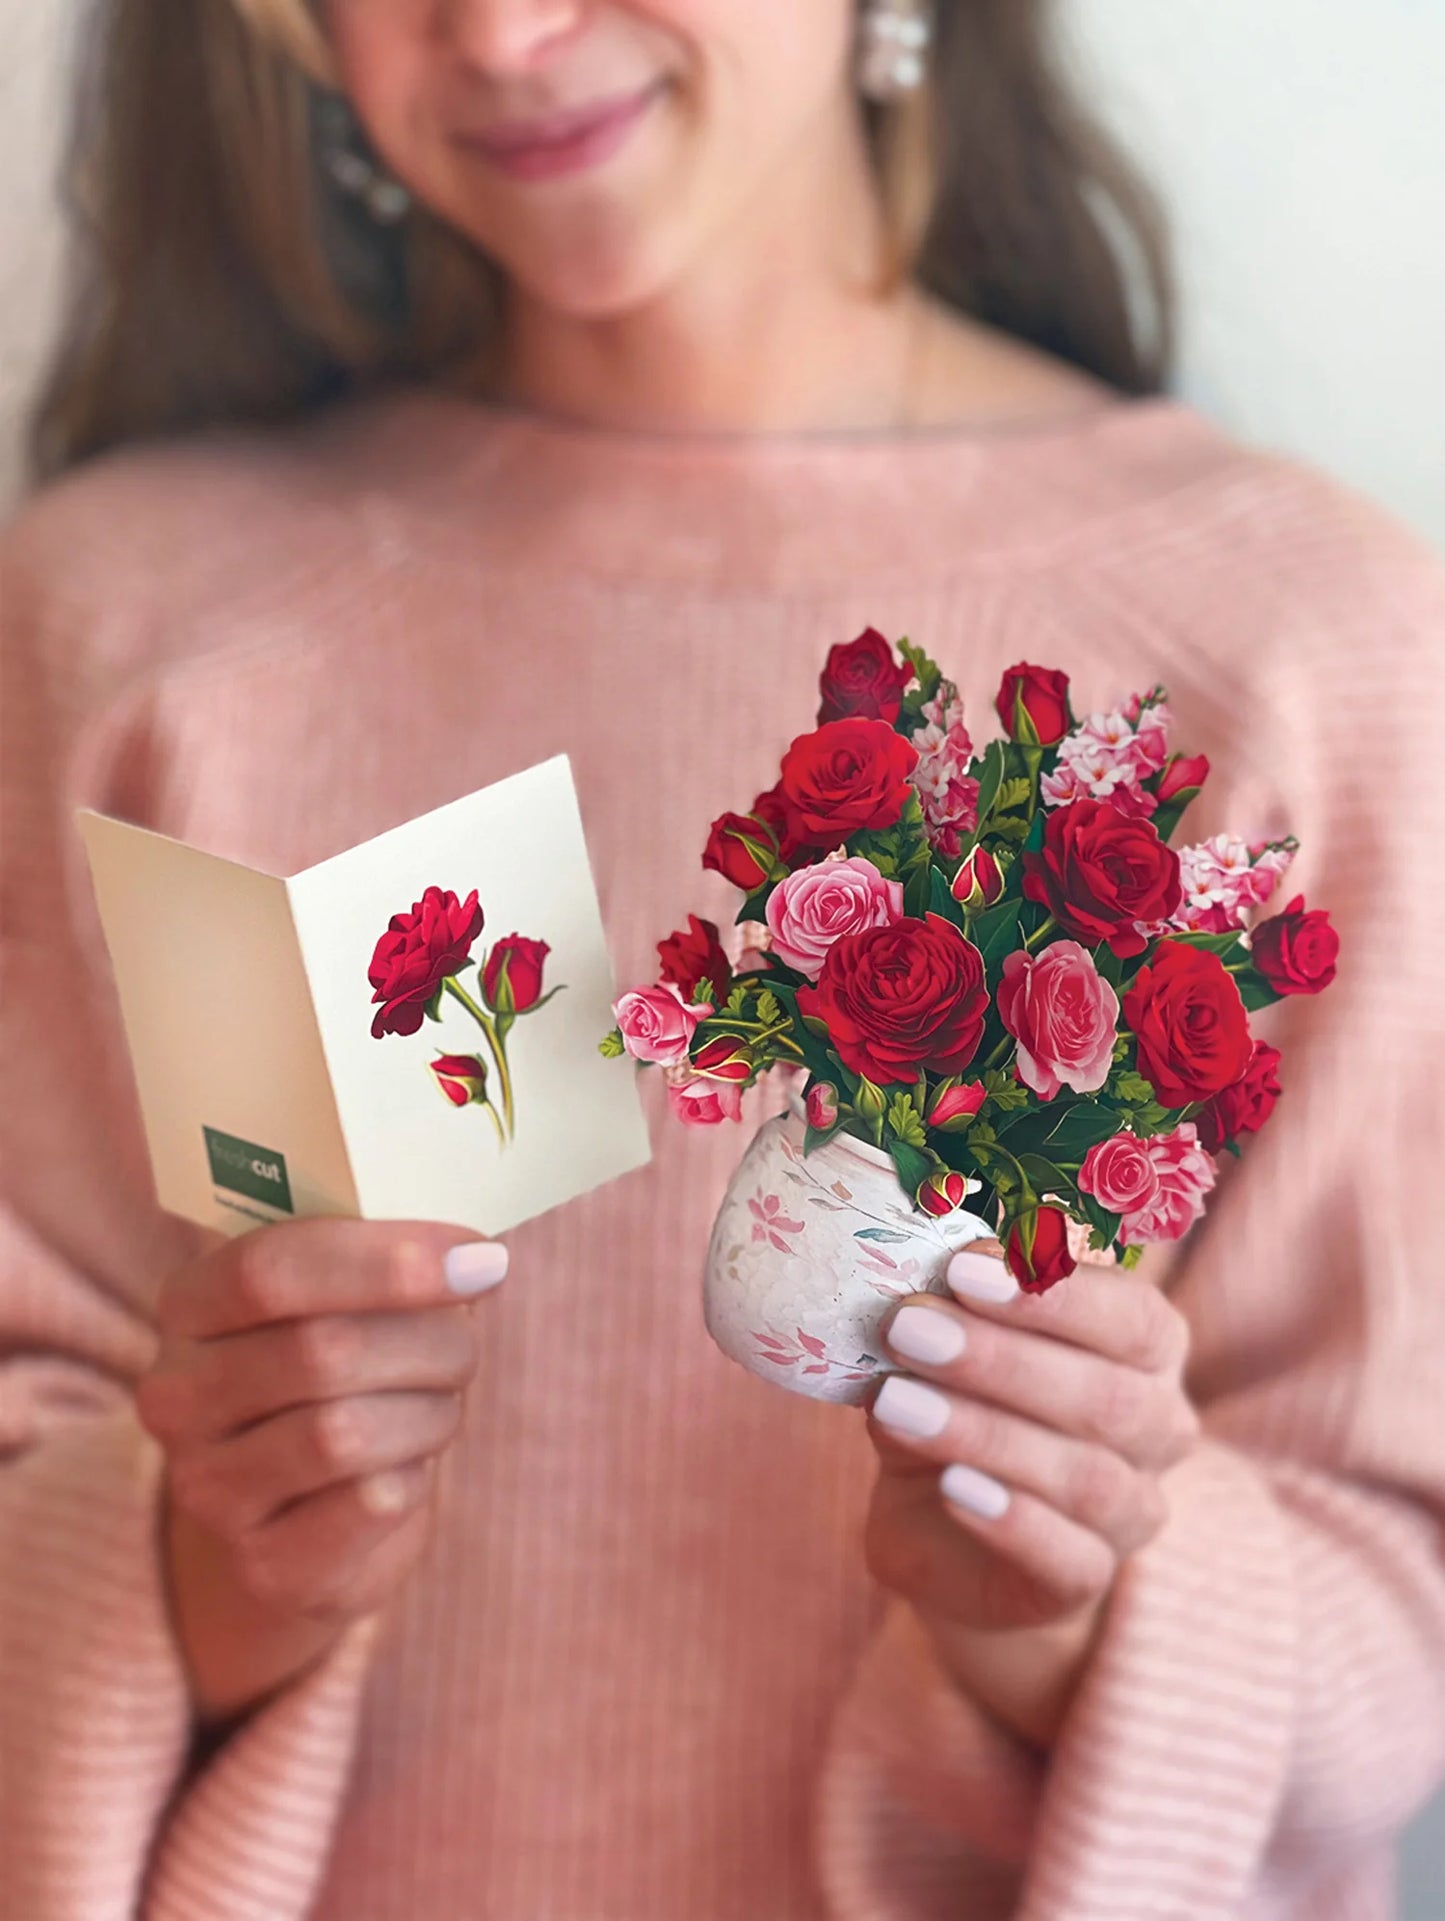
left=453, top=78, right=669, bottom=184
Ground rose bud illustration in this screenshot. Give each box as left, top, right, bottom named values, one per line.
left=1157, top=752, right=1210, bottom=805
left=805, top=1082, right=840, bottom=1130
left=430, top=1053, right=490, bottom=1108
left=950, top=844, right=1005, bottom=912
left=917, top=1169, right=974, bottom=1217
left=482, top=935, right=551, bottom=1017
left=691, top=1035, right=754, bottom=1085
left=925, top=1079, right=987, bottom=1132
left=994, top=662, right=1072, bottom=747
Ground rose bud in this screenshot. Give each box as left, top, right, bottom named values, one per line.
left=1156, top=753, right=1210, bottom=804
left=1005, top=1205, right=1078, bottom=1293
left=692, top=1035, right=754, bottom=1084
left=950, top=843, right=1005, bottom=913
left=805, top=1081, right=840, bottom=1130
left=430, top=1053, right=489, bottom=1108
left=926, top=1078, right=987, bottom=1132
left=702, top=810, right=782, bottom=891
left=482, top=934, right=550, bottom=1015
left=994, top=663, right=1072, bottom=748
left=1249, top=896, right=1339, bottom=997
left=917, top=1169, right=974, bottom=1217
left=817, top=627, right=914, bottom=726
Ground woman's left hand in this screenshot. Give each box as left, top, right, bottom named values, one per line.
left=863, top=1238, right=1201, bottom=1744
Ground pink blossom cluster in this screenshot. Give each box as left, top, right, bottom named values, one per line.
left=1169, top=835, right=1295, bottom=935
left=1080, top=1124, right=1217, bottom=1247
left=1040, top=694, right=1172, bottom=819
left=908, top=686, right=980, bottom=859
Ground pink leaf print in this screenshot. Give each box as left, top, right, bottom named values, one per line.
left=748, top=1190, right=806, bottom=1252
left=796, top=1330, right=828, bottom=1359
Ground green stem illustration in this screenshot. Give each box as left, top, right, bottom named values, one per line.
left=1023, top=915, right=1058, bottom=953
left=444, top=976, right=516, bottom=1137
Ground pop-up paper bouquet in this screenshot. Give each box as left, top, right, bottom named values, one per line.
left=602, top=630, right=1338, bottom=1404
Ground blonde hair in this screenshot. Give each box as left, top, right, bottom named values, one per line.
left=33, top=0, right=1172, bottom=477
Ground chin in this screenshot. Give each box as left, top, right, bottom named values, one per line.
left=494, top=219, right=686, bottom=322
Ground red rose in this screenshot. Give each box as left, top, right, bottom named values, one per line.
left=702, top=810, right=780, bottom=890
left=751, top=782, right=824, bottom=867
left=779, top=718, right=919, bottom=851
left=917, top=1169, right=973, bottom=1218
left=430, top=1053, right=489, bottom=1107
left=369, top=886, right=483, bottom=1039
left=1123, top=940, right=1254, bottom=1109
left=1156, top=753, right=1210, bottom=804
left=1006, top=1206, right=1077, bottom=1294
left=797, top=913, right=988, bottom=1086
left=1250, top=895, right=1339, bottom=997
left=691, top=1035, right=754, bottom=1084
left=482, top=934, right=550, bottom=1014
left=1196, top=1040, right=1282, bottom=1153
left=657, top=914, right=733, bottom=1005
left=995, top=663, right=1073, bottom=747
left=817, top=627, right=914, bottom=725
left=1023, top=798, right=1182, bottom=958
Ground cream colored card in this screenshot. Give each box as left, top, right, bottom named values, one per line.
left=76, top=756, right=651, bottom=1239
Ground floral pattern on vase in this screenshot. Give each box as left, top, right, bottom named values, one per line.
left=704, top=1092, right=996, bottom=1406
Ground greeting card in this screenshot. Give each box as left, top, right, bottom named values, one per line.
left=77, top=755, right=651, bottom=1239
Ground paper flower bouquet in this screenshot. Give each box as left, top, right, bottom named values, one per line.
left=602, top=630, right=1338, bottom=1403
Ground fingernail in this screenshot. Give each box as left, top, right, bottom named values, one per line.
left=444, top=1240, right=509, bottom=1295
left=941, top=1462, right=1011, bottom=1520
left=873, top=1375, right=951, bottom=1440
left=948, top=1247, right=1019, bottom=1304
left=888, top=1304, right=966, bottom=1366
left=361, top=1471, right=412, bottom=1516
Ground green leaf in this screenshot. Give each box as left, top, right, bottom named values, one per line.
left=1237, top=971, right=1282, bottom=1013
left=1019, top=1154, right=1078, bottom=1202
left=971, top=897, right=1025, bottom=979
left=1169, top=929, right=1249, bottom=958
left=521, top=984, right=566, bottom=1016
left=424, top=985, right=445, bottom=1022
left=1041, top=1103, right=1118, bottom=1158
left=887, top=1136, right=934, bottom=1203
left=692, top=977, right=716, bottom=1005
left=725, top=983, right=751, bottom=1016
left=734, top=883, right=775, bottom=926
left=855, top=1225, right=913, bottom=1244
left=973, top=740, right=1005, bottom=830
left=1022, top=810, right=1046, bottom=854
left=886, top=1092, right=928, bottom=1148
left=755, top=987, right=782, bottom=1027
left=598, top=1028, right=625, bottom=1058
left=897, top=635, right=943, bottom=705
left=1079, top=1192, right=1122, bottom=1245
left=982, top=1068, right=1030, bottom=1113
left=804, top=1119, right=848, bottom=1157
left=1120, top=1245, right=1145, bottom=1271
left=1112, top=1071, right=1156, bottom=1107
left=1092, top=942, right=1124, bottom=992
left=995, top=777, right=1032, bottom=812
left=988, top=815, right=1030, bottom=844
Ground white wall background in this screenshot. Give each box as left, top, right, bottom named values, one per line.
left=2, top=0, right=1444, bottom=1906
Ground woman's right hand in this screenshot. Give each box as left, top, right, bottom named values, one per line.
left=136, top=1217, right=506, bottom=1726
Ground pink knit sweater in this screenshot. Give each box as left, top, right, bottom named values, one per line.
left=4, top=389, right=1445, bottom=1921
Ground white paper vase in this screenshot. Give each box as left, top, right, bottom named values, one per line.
left=703, top=1091, right=996, bottom=1406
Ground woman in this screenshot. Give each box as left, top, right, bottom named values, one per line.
left=4, top=2, right=1444, bottom=1916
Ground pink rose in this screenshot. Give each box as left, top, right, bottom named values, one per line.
left=805, top=1082, right=840, bottom=1129
left=764, top=855, right=903, bottom=981
left=997, top=941, right=1120, bottom=1100
left=666, top=1073, right=744, bottom=1126
left=1080, top=1133, right=1160, bottom=1215
left=614, top=981, right=710, bottom=1065
left=1118, top=1125, right=1217, bottom=1246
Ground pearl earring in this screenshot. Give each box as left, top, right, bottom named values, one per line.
left=316, top=93, right=411, bottom=226
left=857, top=0, right=933, bottom=101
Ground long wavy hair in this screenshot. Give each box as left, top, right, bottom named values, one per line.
left=31, top=0, right=1175, bottom=477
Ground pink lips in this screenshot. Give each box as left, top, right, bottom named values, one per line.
left=459, top=82, right=661, bottom=183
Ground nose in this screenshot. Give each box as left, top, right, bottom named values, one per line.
left=439, top=0, right=589, bottom=74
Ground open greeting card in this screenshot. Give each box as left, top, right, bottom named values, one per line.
left=76, top=755, right=652, bottom=1239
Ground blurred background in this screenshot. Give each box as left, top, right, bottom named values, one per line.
left=2, top=0, right=1442, bottom=1907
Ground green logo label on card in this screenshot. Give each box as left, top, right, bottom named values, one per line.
left=203, top=1127, right=294, bottom=1215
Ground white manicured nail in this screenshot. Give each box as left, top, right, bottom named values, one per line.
left=941, top=1462, right=1011, bottom=1519
left=948, top=1248, right=1019, bottom=1304
left=888, top=1304, right=966, bottom=1366
left=360, top=1472, right=411, bottom=1516
left=873, top=1375, right=951, bottom=1440
left=445, top=1240, right=509, bottom=1295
